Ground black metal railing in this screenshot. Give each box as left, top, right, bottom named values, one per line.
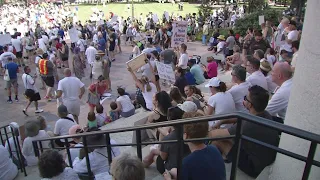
left=0, top=123, right=27, bottom=176
left=32, top=112, right=320, bottom=180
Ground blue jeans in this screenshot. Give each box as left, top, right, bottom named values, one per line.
left=202, top=34, right=207, bottom=44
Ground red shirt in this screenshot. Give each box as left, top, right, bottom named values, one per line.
left=207, top=61, right=218, bottom=78
left=56, top=42, right=62, bottom=50
left=89, top=83, right=107, bottom=95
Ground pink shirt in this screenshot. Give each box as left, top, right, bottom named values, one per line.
left=207, top=62, right=218, bottom=78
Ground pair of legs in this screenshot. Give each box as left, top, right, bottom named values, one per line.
left=6, top=79, right=18, bottom=103
left=23, top=92, right=43, bottom=115
left=42, top=76, right=55, bottom=100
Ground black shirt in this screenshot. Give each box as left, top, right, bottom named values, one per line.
left=174, top=76, right=188, bottom=97
left=160, top=130, right=191, bottom=170
left=110, top=32, right=117, bottom=45
left=228, top=111, right=280, bottom=176
left=243, top=37, right=270, bottom=56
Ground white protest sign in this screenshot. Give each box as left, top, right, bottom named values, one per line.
left=68, top=27, right=79, bottom=43
left=164, top=11, right=169, bottom=21
left=126, top=53, right=147, bottom=71
left=155, top=61, right=175, bottom=82
left=0, top=34, right=12, bottom=46
left=171, top=21, right=188, bottom=47
left=259, top=15, right=265, bottom=25
left=152, top=14, right=159, bottom=23
left=110, top=15, right=118, bottom=23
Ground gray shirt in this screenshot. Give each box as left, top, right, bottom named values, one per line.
left=226, top=36, right=236, bottom=50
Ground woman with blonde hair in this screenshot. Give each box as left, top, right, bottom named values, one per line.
left=128, top=61, right=158, bottom=110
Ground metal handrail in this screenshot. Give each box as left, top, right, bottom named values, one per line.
left=32, top=112, right=320, bottom=180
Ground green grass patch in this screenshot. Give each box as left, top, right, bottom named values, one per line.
left=75, top=3, right=200, bottom=22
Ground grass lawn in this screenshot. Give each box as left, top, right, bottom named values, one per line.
left=75, top=2, right=200, bottom=22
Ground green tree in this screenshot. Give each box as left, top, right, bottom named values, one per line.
left=198, top=0, right=213, bottom=18
left=247, top=0, right=266, bottom=13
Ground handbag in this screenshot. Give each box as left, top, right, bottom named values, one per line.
left=4, top=65, right=10, bottom=81
left=87, top=84, right=100, bottom=105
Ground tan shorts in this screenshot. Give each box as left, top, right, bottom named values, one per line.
left=6, top=79, right=18, bottom=89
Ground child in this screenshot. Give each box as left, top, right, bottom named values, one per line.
left=87, top=112, right=98, bottom=129
left=95, top=104, right=108, bottom=126
left=109, top=102, right=120, bottom=121
left=266, top=48, right=276, bottom=66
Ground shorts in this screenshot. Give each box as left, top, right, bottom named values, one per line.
left=155, top=75, right=159, bottom=81
left=63, top=99, right=80, bottom=116
left=6, top=79, right=18, bottom=89
left=16, top=52, right=22, bottom=58
left=26, top=92, right=41, bottom=102
left=41, top=76, right=54, bottom=87
left=103, top=66, right=110, bottom=79
left=117, top=37, right=121, bottom=46
left=62, top=57, right=69, bottom=61
left=109, top=44, right=115, bottom=52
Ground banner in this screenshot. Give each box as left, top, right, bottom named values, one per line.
left=0, top=34, right=12, bottom=46
left=126, top=53, right=147, bottom=71
left=171, top=21, right=188, bottom=47
left=155, top=61, right=175, bottom=82
left=152, top=14, right=159, bottom=23
left=68, top=27, right=79, bottom=43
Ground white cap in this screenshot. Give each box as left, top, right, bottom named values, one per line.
left=177, top=101, right=198, bottom=113
left=205, top=77, right=221, bottom=88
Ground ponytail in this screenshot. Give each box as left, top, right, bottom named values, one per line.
left=218, top=82, right=227, bottom=92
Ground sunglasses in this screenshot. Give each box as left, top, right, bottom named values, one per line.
left=244, top=95, right=253, bottom=104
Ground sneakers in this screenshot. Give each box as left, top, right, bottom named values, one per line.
left=7, top=100, right=13, bottom=104
left=44, top=96, right=52, bottom=102
left=15, top=98, right=19, bottom=102
left=22, top=109, right=28, bottom=116
left=35, top=109, right=44, bottom=113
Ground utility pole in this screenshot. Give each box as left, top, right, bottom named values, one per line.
left=131, top=0, right=134, bottom=19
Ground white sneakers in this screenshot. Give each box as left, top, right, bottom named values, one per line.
left=35, top=109, right=44, bottom=113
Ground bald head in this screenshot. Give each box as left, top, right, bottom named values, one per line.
left=64, top=68, right=72, bottom=77
left=272, top=62, right=292, bottom=86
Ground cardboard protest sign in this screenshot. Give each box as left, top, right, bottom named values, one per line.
left=164, top=11, right=169, bottom=21
left=152, top=14, right=159, bottom=23
left=259, top=15, right=265, bottom=25
left=68, top=27, right=79, bottom=43
left=126, top=53, right=147, bottom=71
left=0, top=34, right=12, bottom=46
left=171, top=21, right=188, bottom=47
left=155, top=61, right=175, bottom=82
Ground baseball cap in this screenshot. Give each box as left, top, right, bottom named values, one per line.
left=58, top=104, right=68, bottom=118
left=177, top=101, right=198, bottom=113
left=205, top=77, right=221, bottom=88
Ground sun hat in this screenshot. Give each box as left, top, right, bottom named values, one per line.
left=217, top=35, right=225, bottom=41
left=69, top=125, right=84, bottom=135
left=96, top=50, right=106, bottom=55
left=177, top=101, right=198, bottom=113
left=260, top=60, right=272, bottom=72
left=36, top=48, right=44, bottom=55
left=205, top=77, right=221, bottom=88
left=58, top=104, right=68, bottom=118
left=25, top=120, right=40, bottom=137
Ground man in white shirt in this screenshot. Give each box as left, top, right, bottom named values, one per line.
left=275, top=18, right=289, bottom=50
left=85, top=42, right=97, bottom=65
left=0, top=46, right=16, bottom=68
left=0, top=145, right=18, bottom=180
left=22, top=66, right=43, bottom=116
left=11, top=35, right=23, bottom=66
left=266, top=62, right=293, bottom=121
left=227, top=65, right=251, bottom=111
left=177, top=43, right=188, bottom=70
left=77, top=35, right=86, bottom=63
left=246, top=57, right=268, bottom=90
left=291, top=40, right=299, bottom=72
left=56, top=68, right=85, bottom=123
left=281, top=20, right=299, bottom=56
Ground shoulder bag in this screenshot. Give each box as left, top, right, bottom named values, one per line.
left=24, top=74, right=35, bottom=98
left=3, top=64, right=10, bottom=81
left=87, top=84, right=100, bottom=105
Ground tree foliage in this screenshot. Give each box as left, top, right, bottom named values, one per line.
left=198, top=0, right=213, bottom=18
left=234, top=9, right=282, bottom=36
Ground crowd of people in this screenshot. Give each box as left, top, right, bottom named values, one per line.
left=0, top=1, right=304, bottom=180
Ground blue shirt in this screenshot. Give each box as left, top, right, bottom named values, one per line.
left=190, top=64, right=205, bottom=85
left=58, top=29, right=64, bottom=38
left=5, top=62, right=19, bottom=79
left=182, top=145, right=226, bottom=180
left=185, top=72, right=196, bottom=85
left=98, top=38, right=106, bottom=51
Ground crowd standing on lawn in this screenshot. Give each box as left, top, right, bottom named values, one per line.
left=0, top=1, right=305, bottom=180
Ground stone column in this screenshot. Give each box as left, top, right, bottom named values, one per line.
left=268, top=0, right=320, bottom=179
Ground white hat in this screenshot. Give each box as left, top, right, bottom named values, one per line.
left=177, top=101, right=198, bottom=113
left=205, top=77, right=221, bottom=88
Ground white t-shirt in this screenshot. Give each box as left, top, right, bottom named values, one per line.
left=227, top=81, right=251, bottom=111
left=85, top=46, right=97, bottom=65
left=11, top=38, right=22, bottom=52
left=291, top=51, right=298, bottom=67
left=77, top=39, right=86, bottom=52
left=217, top=41, right=226, bottom=54
left=140, top=60, right=156, bottom=81
left=54, top=114, right=77, bottom=136
left=23, top=130, right=50, bottom=166
left=41, top=167, right=79, bottom=180
left=282, top=30, right=299, bottom=52
left=0, top=145, right=18, bottom=180
left=246, top=71, right=268, bottom=91
left=178, top=53, right=188, bottom=69
left=0, top=52, right=16, bottom=67
left=266, top=55, right=276, bottom=67
left=208, top=92, right=236, bottom=127
left=116, top=95, right=135, bottom=112
left=66, top=143, right=83, bottom=166
left=142, top=83, right=157, bottom=110
left=22, top=73, right=38, bottom=93
left=58, top=77, right=85, bottom=102
left=38, top=38, right=47, bottom=52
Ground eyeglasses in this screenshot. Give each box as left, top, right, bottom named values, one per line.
left=244, top=95, right=252, bottom=104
